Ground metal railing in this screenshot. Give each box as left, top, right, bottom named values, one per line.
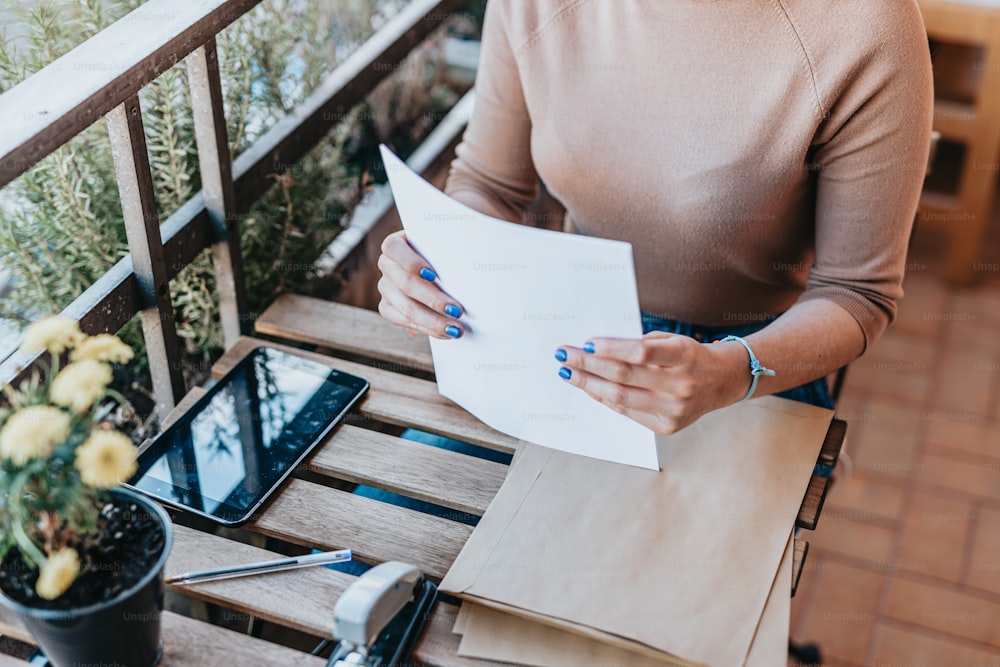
left=0, top=0, right=467, bottom=417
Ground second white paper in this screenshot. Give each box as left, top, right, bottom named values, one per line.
left=380, top=146, right=657, bottom=469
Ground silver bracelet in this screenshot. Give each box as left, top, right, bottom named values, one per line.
left=719, top=335, right=776, bottom=403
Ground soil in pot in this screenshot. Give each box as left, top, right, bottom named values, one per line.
left=0, top=495, right=166, bottom=609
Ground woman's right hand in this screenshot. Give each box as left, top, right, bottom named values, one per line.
left=377, top=230, right=465, bottom=340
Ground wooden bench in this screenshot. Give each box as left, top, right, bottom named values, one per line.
left=0, top=297, right=845, bottom=666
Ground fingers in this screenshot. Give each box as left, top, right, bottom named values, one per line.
left=578, top=334, right=692, bottom=367
left=377, top=280, right=460, bottom=340
left=380, top=230, right=428, bottom=273
left=557, top=365, right=685, bottom=434
left=555, top=334, right=701, bottom=393
left=553, top=333, right=709, bottom=435
left=555, top=345, right=683, bottom=392
left=377, top=252, right=463, bottom=318
left=377, top=231, right=465, bottom=339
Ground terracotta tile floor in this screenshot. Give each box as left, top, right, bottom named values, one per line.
left=790, top=217, right=1000, bottom=666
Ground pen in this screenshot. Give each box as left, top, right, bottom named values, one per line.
left=166, top=549, right=353, bottom=585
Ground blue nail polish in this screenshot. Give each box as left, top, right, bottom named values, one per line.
left=583, top=342, right=595, bottom=354
left=419, top=267, right=437, bottom=282
left=558, top=367, right=572, bottom=380
left=555, top=349, right=567, bottom=362
left=445, top=303, right=462, bottom=318
left=445, top=325, right=462, bottom=338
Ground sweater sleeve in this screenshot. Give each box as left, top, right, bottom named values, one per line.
left=792, top=0, right=934, bottom=349
left=444, top=0, right=539, bottom=222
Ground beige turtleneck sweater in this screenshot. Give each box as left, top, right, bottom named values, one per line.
left=445, top=0, right=934, bottom=347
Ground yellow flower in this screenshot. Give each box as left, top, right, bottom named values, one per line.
left=19, top=317, right=83, bottom=355
left=50, top=360, right=112, bottom=413
left=35, top=548, right=81, bottom=600
left=70, top=334, right=134, bottom=364
left=74, top=430, right=137, bottom=489
left=0, top=406, right=71, bottom=465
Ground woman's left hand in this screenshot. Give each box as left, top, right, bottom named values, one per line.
left=555, top=332, right=750, bottom=434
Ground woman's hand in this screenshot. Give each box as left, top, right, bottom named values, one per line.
left=377, top=230, right=465, bottom=340
left=554, top=332, right=751, bottom=434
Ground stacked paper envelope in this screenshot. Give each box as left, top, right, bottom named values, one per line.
left=440, top=396, right=832, bottom=667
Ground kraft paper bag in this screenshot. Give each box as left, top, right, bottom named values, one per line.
left=452, top=534, right=793, bottom=667
left=744, top=533, right=793, bottom=667
left=441, top=396, right=830, bottom=667
left=456, top=603, right=696, bottom=667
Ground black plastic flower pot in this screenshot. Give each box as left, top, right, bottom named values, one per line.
left=0, top=488, right=173, bottom=667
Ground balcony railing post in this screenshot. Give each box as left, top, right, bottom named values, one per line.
left=107, top=95, right=186, bottom=419
left=187, top=37, right=250, bottom=346
left=0, top=0, right=469, bottom=388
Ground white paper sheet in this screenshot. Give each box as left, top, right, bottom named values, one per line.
left=380, top=145, right=658, bottom=469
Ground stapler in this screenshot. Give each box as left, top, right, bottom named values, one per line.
left=326, top=561, right=438, bottom=667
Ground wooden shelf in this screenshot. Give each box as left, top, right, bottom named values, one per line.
left=917, top=0, right=1000, bottom=283
left=932, top=99, right=978, bottom=141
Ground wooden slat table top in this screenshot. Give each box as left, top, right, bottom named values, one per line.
left=256, top=294, right=434, bottom=373
left=0, top=608, right=34, bottom=646
left=162, top=612, right=327, bottom=666
left=307, top=423, right=507, bottom=515
left=249, top=478, right=472, bottom=580
left=164, top=388, right=506, bottom=515
left=239, top=300, right=839, bottom=659
left=216, top=337, right=521, bottom=453
left=251, top=297, right=844, bottom=533
left=0, top=302, right=842, bottom=665
left=0, top=607, right=325, bottom=667
left=163, top=525, right=501, bottom=666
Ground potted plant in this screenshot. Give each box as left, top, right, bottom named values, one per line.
left=0, top=317, right=172, bottom=667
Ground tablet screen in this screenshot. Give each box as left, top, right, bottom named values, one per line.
left=128, top=347, right=368, bottom=524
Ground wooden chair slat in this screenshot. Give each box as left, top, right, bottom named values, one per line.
left=792, top=539, right=809, bottom=597
left=249, top=478, right=472, bottom=579
left=256, top=295, right=434, bottom=373
left=308, top=424, right=506, bottom=515
left=795, top=475, right=830, bottom=531
left=818, top=418, right=847, bottom=469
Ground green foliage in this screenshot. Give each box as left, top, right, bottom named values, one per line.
left=0, top=0, right=468, bottom=385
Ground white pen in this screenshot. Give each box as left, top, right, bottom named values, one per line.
left=166, top=549, right=353, bottom=585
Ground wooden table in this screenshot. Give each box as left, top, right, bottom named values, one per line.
left=0, top=296, right=845, bottom=666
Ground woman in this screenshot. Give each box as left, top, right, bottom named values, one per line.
left=377, top=0, right=933, bottom=432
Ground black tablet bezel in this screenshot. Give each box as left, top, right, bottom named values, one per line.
left=125, top=346, right=368, bottom=526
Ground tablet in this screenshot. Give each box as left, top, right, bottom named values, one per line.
left=126, top=346, right=369, bottom=526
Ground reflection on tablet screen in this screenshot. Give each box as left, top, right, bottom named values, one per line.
left=131, top=348, right=365, bottom=523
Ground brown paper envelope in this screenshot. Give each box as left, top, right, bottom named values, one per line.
left=443, top=443, right=553, bottom=592
left=441, top=396, right=830, bottom=666
left=458, top=603, right=698, bottom=667
left=452, top=443, right=541, bottom=639
left=744, top=532, right=793, bottom=667
left=454, top=603, right=471, bottom=635
left=453, top=534, right=793, bottom=667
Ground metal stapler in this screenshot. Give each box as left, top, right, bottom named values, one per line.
left=326, top=561, right=438, bottom=667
